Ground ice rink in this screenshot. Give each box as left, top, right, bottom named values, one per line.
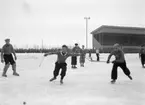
left=0, top=53, right=145, bottom=105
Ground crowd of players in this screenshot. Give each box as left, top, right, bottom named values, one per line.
left=1, top=38, right=145, bottom=84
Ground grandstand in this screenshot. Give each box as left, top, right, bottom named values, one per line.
left=91, top=25, right=145, bottom=53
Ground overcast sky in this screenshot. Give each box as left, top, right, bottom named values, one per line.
left=0, top=0, right=145, bottom=48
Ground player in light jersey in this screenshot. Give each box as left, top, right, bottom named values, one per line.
left=1, top=38, right=19, bottom=77
left=107, top=43, right=132, bottom=83
left=71, top=43, right=81, bottom=69
left=79, top=45, right=86, bottom=67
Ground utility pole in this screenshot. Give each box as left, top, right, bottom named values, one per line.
left=84, top=17, right=90, bottom=49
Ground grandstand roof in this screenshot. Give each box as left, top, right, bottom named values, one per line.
left=91, top=25, right=145, bottom=35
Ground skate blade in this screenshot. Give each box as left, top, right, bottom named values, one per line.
left=49, top=81, right=64, bottom=85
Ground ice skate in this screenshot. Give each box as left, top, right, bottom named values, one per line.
left=80, top=65, right=84, bottom=67
left=2, top=74, right=7, bottom=77
left=13, top=72, right=19, bottom=76
left=60, top=79, right=63, bottom=84
left=72, top=65, right=77, bottom=69
left=82, top=64, right=84, bottom=67
left=80, top=64, right=84, bottom=67
left=128, top=75, right=133, bottom=80
left=111, top=80, right=116, bottom=84
left=49, top=77, right=56, bottom=82
left=71, top=65, right=74, bottom=68
left=74, top=66, right=77, bottom=69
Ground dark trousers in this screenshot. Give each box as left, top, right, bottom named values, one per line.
left=141, top=54, right=145, bottom=66
left=53, top=62, right=67, bottom=80
left=71, top=56, right=77, bottom=65
left=96, top=53, right=100, bottom=61
left=111, top=61, right=130, bottom=80
left=4, top=54, right=15, bottom=65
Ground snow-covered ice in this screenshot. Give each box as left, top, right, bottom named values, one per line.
left=0, top=53, right=145, bottom=105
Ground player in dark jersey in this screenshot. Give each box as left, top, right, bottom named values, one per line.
left=107, top=43, right=132, bottom=83
left=139, top=44, right=145, bottom=68
left=95, top=48, right=100, bottom=61
left=1, top=38, right=19, bottom=77
left=44, top=45, right=80, bottom=84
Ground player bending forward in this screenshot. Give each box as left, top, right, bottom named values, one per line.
left=106, top=43, right=132, bottom=83
left=44, top=45, right=80, bottom=84
left=1, top=38, right=19, bottom=77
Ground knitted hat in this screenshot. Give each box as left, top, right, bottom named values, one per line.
left=113, top=43, right=120, bottom=48
left=5, top=38, right=10, bottom=41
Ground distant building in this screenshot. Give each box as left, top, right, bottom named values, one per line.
left=91, top=25, right=145, bottom=52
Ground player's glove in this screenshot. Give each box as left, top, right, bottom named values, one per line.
left=1, top=59, right=4, bottom=63
left=106, top=60, right=110, bottom=63
left=14, top=56, right=17, bottom=60
left=112, top=60, right=116, bottom=64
